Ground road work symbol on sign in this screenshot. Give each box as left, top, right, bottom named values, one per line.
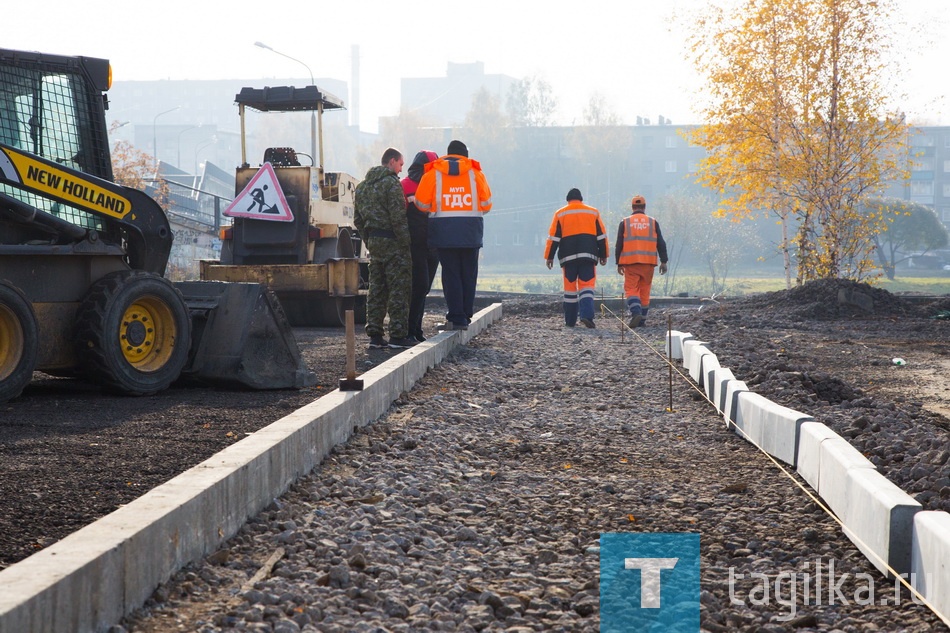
left=224, top=162, right=294, bottom=222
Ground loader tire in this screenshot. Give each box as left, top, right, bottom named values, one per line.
left=74, top=271, right=191, bottom=396
left=0, top=281, right=38, bottom=403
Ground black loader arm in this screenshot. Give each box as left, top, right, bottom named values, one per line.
left=0, top=142, right=173, bottom=274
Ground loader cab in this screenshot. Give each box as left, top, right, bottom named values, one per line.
left=0, top=48, right=114, bottom=239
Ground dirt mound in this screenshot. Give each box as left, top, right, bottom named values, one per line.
left=721, top=278, right=922, bottom=320
left=921, top=295, right=950, bottom=316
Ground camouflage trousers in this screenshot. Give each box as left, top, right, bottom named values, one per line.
left=365, top=236, right=412, bottom=339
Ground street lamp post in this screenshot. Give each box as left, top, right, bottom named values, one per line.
left=109, top=120, right=131, bottom=141
left=254, top=41, right=318, bottom=166
left=152, top=106, right=181, bottom=164
left=176, top=125, right=202, bottom=170
left=194, top=136, right=218, bottom=173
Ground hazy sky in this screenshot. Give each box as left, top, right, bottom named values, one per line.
left=5, top=0, right=948, bottom=132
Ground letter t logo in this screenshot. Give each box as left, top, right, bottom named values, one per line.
left=624, top=558, right=679, bottom=608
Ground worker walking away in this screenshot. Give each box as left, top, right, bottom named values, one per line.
left=401, top=150, right=440, bottom=342
left=615, top=195, right=668, bottom=328
left=354, top=147, right=416, bottom=349
left=544, top=188, right=609, bottom=328
left=414, top=140, right=493, bottom=331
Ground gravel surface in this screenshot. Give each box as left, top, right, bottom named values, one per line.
left=674, top=279, right=950, bottom=517
left=0, top=313, right=441, bottom=568
left=109, top=283, right=950, bottom=633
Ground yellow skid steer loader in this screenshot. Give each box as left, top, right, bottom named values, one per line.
left=0, top=48, right=314, bottom=402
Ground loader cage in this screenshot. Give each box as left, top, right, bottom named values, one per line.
left=0, top=49, right=114, bottom=237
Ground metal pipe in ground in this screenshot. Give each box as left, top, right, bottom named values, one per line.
left=667, top=314, right=674, bottom=412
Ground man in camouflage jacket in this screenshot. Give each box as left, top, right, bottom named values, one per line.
left=354, top=147, right=414, bottom=348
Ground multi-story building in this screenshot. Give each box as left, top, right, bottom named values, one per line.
left=904, top=126, right=950, bottom=224
left=467, top=122, right=711, bottom=265
left=108, top=72, right=950, bottom=269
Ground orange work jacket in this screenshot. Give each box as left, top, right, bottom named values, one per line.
left=414, top=154, right=492, bottom=249
left=543, top=201, right=608, bottom=266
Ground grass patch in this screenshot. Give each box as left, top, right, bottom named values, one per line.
left=452, top=266, right=950, bottom=297
left=877, top=277, right=950, bottom=295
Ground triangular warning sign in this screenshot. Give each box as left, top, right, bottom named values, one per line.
left=223, top=162, right=294, bottom=222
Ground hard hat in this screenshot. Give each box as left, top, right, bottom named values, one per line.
left=631, top=195, right=646, bottom=207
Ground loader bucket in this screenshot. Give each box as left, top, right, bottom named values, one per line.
left=173, top=281, right=316, bottom=389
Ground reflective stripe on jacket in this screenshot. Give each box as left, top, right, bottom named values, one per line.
left=617, top=213, right=659, bottom=265
left=414, top=154, right=492, bottom=248
left=543, top=201, right=609, bottom=266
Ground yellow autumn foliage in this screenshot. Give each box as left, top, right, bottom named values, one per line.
left=685, top=0, right=910, bottom=283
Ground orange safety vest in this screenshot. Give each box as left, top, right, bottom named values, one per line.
left=617, top=214, right=659, bottom=266
left=414, top=156, right=492, bottom=217
left=414, top=155, right=492, bottom=249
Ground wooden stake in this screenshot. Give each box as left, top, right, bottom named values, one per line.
left=339, top=309, right=364, bottom=391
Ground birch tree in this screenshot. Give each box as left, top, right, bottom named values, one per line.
left=568, top=94, right=630, bottom=216
left=506, top=74, right=559, bottom=127
left=686, top=0, right=909, bottom=284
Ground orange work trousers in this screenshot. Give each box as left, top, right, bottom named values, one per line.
left=620, top=262, right=655, bottom=316
left=562, top=260, right=597, bottom=324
